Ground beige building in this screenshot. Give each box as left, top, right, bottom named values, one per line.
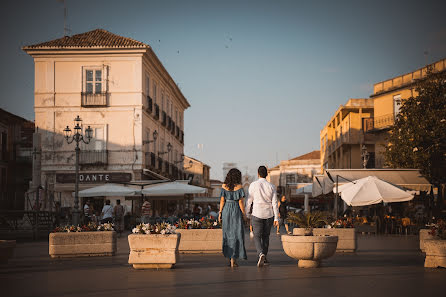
left=268, top=151, right=321, bottom=199
left=23, top=29, right=190, bottom=213
left=184, top=156, right=211, bottom=198
left=370, top=58, right=446, bottom=167
left=321, top=58, right=446, bottom=172
left=320, top=99, right=379, bottom=171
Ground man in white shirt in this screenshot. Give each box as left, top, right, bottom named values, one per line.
left=246, top=166, right=279, bottom=267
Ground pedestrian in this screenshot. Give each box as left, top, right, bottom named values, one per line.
left=141, top=198, right=152, bottom=223
left=246, top=165, right=279, bottom=267
left=277, top=195, right=291, bottom=234
left=83, top=200, right=92, bottom=224
left=101, top=200, right=113, bottom=224
left=218, top=168, right=247, bottom=267
left=113, top=199, right=125, bottom=236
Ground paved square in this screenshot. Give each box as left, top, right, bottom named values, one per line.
left=1, top=234, right=445, bottom=297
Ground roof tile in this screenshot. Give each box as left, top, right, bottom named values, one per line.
left=23, top=29, right=149, bottom=49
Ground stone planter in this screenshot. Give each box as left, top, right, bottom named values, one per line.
left=49, top=231, right=116, bottom=258
left=424, top=239, right=446, bottom=268
left=128, top=233, right=181, bottom=269
left=176, top=229, right=222, bottom=253
left=419, top=229, right=435, bottom=253
left=293, top=228, right=356, bottom=252
left=0, top=240, right=16, bottom=264
left=281, top=234, right=338, bottom=268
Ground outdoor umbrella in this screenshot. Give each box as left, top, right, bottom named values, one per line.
left=333, top=176, right=414, bottom=206
left=141, top=181, right=206, bottom=196
left=75, top=183, right=141, bottom=197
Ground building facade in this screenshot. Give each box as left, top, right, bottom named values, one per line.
left=0, top=109, right=34, bottom=210
left=320, top=99, right=378, bottom=171
left=370, top=58, right=446, bottom=167
left=268, top=150, right=321, bottom=199
left=23, top=29, right=190, bottom=212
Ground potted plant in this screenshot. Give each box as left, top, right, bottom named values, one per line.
left=49, top=222, right=116, bottom=258
left=282, top=212, right=338, bottom=268
left=424, top=219, right=446, bottom=268
left=128, top=222, right=180, bottom=269
left=175, top=217, right=222, bottom=254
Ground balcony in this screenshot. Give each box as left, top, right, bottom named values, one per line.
left=146, top=96, right=153, bottom=114
left=157, top=157, right=163, bottom=172
left=79, top=150, right=108, bottom=165
left=164, top=161, right=170, bottom=174
left=144, top=152, right=156, bottom=168
left=81, top=92, right=108, bottom=107
left=162, top=111, right=167, bottom=126
left=154, top=104, right=160, bottom=120
left=176, top=126, right=180, bottom=138
left=374, top=113, right=395, bottom=130
left=180, top=131, right=184, bottom=144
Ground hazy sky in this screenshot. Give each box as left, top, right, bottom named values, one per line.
left=1, top=0, right=445, bottom=181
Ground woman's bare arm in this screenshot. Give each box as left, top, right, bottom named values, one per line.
left=239, top=198, right=246, bottom=217
left=218, top=196, right=225, bottom=222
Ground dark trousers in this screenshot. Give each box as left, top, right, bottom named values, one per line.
left=251, top=216, right=274, bottom=257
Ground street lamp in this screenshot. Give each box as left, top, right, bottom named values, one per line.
left=142, top=130, right=158, bottom=145
left=361, top=145, right=370, bottom=169
left=63, top=115, right=93, bottom=226
left=174, top=153, right=185, bottom=164
left=158, top=142, right=172, bottom=156
left=184, top=160, right=193, bottom=169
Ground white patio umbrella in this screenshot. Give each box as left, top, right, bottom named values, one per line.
left=333, top=176, right=414, bottom=206
left=75, top=183, right=141, bottom=197
left=141, top=181, right=206, bottom=196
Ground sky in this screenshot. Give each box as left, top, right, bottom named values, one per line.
left=1, top=0, right=445, bottom=181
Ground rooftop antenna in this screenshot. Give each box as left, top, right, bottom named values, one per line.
left=58, top=0, right=71, bottom=36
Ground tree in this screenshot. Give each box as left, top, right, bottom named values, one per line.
left=384, top=66, right=446, bottom=208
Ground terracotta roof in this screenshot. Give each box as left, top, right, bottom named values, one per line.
left=23, top=29, right=149, bottom=49
left=291, top=150, right=321, bottom=161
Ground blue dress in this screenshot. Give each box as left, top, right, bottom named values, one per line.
left=221, top=188, right=247, bottom=260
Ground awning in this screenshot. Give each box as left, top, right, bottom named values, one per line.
left=75, top=183, right=141, bottom=197
left=142, top=181, right=206, bottom=196
left=312, top=169, right=432, bottom=196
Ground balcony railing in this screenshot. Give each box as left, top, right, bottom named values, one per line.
left=145, top=152, right=156, bottom=168
left=154, top=104, right=160, bottom=120
left=79, top=150, right=108, bottom=165
left=81, top=92, right=108, bottom=107
left=374, top=113, right=395, bottom=129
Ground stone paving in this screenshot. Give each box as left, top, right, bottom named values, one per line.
left=1, top=233, right=445, bottom=297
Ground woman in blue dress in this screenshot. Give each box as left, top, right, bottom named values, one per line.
left=218, top=168, right=247, bottom=267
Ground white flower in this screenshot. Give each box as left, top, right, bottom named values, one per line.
left=413, top=147, right=418, bottom=152
left=213, top=221, right=218, bottom=226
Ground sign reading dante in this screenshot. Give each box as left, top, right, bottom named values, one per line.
left=56, top=172, right=132, bottom=184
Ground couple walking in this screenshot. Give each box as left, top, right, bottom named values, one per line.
left=218, top=166, right=279, bottom=267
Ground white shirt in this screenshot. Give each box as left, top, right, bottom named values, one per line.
left=102, top=205, right=113, bottom=219
left=246, top=178, right=279, bottom=221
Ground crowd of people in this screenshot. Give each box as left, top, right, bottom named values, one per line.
left=82, top=199, right=125, bottom=236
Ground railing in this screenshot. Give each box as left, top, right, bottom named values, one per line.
left=145, top=152, right=156, bottom=168
left=374, top=113, right=395, bottom=129
left=81, top=92, right=108, bottom=107
left=79, top=150, right=108, bottom=165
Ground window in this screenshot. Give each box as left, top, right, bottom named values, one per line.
left=153, top=82, right=157, bottom=102
left=286, top=174, right=295, bottom=184
left=82, top=126, right=106, bottom=151
left=394, top=95, right=402, bottom=117
left=85, top=69, right=103, bottom=94
left=145, top=75, right=150, bottom=96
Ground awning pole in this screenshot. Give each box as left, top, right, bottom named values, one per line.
left=334, top=175, right=339, bottom=217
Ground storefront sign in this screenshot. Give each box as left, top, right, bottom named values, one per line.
left=56, top=172, right=132, bottom=184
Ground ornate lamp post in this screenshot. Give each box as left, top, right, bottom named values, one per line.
left=361, top=145, right=370, bottom=169
left=143, top=130, right=158, bottom=146
left=63, top=116, right=93, bottom=226
left=158, top=142, right=172, bottom=157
